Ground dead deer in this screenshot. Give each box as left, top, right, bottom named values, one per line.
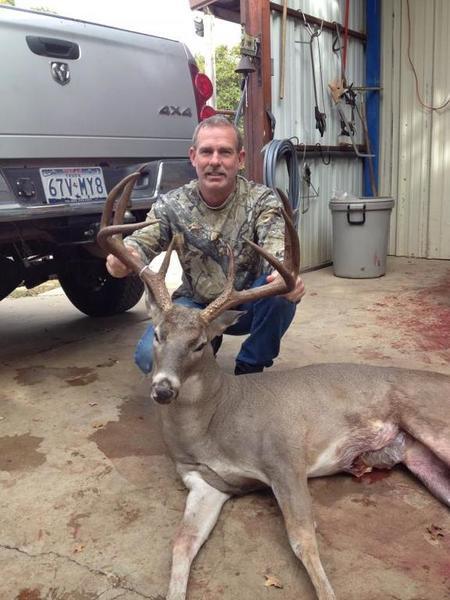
left=98, top=172, right=450, bottom=600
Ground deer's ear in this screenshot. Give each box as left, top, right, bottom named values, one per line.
left=207, top=310, right=246, bottom=338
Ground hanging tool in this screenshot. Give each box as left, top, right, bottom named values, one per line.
left=234, top=71, right=251, bottom=126
left=296, top=12, right=327, bottom=137
left=331, top=20, right=358, bottom=143
left=329, top=82, right=374, bottom=158
left=301, top=163, right=319, bottom=214
left=329, top=16, right=374, bottom=160
left=295, top=143, right=319, bottom=215
left=279, top=0, right=288, bottom=100
left=331, top=0, right=350, bottom=89
left=358, top=97, right=378, bottom=196
left=331, top=22, right=347, bottom=88
left=234, top=29, right=258, bottom=125
left=342, top=0, right=350, bottom=81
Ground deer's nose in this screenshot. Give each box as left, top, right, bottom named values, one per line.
left=151, top=378, right=178, bottom=404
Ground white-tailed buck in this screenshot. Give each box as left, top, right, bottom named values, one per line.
left=98, top=172, right=450, bottom=600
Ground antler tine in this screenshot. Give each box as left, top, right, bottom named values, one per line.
left=200, top=247, right=236, bottom=323
left=98, top=172, right=157, bottom=241
left=158, top=233, right=182, bottom=278
left=100, top=172, right=140, bottom=230
left=113, top=176, right=137, bottom=228
left=97, top=171, right=173, bottom=312
left=138, top=234, right=184, bottom=313
left=200, top=190, right=300, bottom=323
left=97, top=172, right=152, bottom=269
left=276, top=187, right=295, bottom=221
left=276, top=188, right=301, bottom=274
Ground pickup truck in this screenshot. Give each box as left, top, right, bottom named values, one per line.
left=0, top=5, right=211, bottom=316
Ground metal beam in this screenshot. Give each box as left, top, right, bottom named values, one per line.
left=269, top=2, right=367, bottom=43
left=189, top=1, right=217, bottom=10
left=364, top=0, right=381, bottom=196
left=189, top=1, right=240, bottom=22
left=209, top=7, right=240, bottom=23
left=241, top=0, right=272, bottom=183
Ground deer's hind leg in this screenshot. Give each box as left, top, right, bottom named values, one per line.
left=272, top=472, right=336, bottom=600
left=403, top=434, right=450, bottom=507
left=358, top=431, right=450, bottom=507
left=401, top=410, right=450, bottom=468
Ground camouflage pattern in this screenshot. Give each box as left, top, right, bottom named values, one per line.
left=125, top=175, right=285, bottom=304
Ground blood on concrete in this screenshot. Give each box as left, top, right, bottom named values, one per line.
left=370, top=273, right=450, bottom=354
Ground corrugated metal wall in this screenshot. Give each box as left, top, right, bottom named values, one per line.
left=380, top=0, right=450, bottom=259
left=270, top=1, right=366, bottom=270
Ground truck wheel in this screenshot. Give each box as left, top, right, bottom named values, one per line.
left=0, top=256, right=24, bottom=300
left=58, top=255, right=144, bottom=317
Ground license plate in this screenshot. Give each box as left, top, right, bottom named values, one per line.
left=40, top=167, right=107, bottom=204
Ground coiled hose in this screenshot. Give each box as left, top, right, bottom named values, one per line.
left=262, top=138, right=300, bottom=226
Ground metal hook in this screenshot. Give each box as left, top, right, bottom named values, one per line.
left=300, top=10, right=323, bottom=38
left=300, top=162, right=319, bottom=214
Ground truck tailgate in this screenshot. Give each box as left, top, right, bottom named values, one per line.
left=0, top=9, right=197, bottom=160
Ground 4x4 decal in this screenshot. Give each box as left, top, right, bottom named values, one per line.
left=159, top=105, right=192, bottom=117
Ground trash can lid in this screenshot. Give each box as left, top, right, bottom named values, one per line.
left=329, top=196, right=395, bottom=211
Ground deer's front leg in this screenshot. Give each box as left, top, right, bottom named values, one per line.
left=272, top=474, right=336, bottom=600
left=167, top=471, right=231, bottom=600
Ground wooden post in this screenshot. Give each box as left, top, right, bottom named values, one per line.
left=240, top=0, right=272, bottom=183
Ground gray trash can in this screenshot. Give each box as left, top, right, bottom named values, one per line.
left=329, top=195, right=395, bottom=278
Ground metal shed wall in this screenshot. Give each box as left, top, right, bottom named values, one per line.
left=380, top=0, right=450, bottom=259
left=270, top=1, right=367, bottom=270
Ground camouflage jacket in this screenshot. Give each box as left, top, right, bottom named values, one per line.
left=125, top=175, right=285, bottom=304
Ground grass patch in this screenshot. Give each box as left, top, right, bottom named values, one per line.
left=10, top=280, right=61, bottom=299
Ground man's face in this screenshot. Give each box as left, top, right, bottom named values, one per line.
left=189, top=125, right=245, bottom=205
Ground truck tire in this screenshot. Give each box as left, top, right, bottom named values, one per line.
left=0, top=256, right=24, bottom=300
left=58, top=255, right=144, bottom=317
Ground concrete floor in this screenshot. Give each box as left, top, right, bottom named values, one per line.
left=0, top=256, right=449, bottom=600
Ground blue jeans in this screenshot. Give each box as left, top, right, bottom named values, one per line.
left=134, top=274, right=297, bottom=374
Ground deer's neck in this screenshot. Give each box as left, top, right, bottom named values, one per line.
left=159, top=355, right=229, bottom=460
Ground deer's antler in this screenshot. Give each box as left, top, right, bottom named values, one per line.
left=200, top=188, right=300, bottom=323
left=97, top=170, right=175, bottom=312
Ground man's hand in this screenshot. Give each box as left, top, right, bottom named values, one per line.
left=106, top=247, right=142, bottom=278
left=266, top=271, right=306, bottom=304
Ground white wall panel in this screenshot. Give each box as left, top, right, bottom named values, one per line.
left=428, top=0, right=450, bottom=259
left=380, top=0, right=450, bottom=259
left=379, top=0, right=400, bottom=252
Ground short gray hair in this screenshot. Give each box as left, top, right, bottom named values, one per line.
left=192, top=115, right=243, bottom=152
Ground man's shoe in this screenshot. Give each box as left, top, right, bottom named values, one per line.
left=234, top=361, right=264, bottom=376
left=211, top=335, right=223, bottom=356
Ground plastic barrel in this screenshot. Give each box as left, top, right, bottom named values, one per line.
left=329, top=196, right=395, bottom=278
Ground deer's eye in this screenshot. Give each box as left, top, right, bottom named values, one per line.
left=154, top=331, right=160, bottom=343
left=193, top=342, right=207, bottom=352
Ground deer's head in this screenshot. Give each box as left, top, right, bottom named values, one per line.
left=97, top=169, right=299, bottom=405
left=147, top=303, right=243, bottom=404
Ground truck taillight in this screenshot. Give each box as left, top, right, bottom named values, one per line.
left=195, top=73, right=213, bottom=101
left=199, top=105, right=216, bottom=120
left=189, top=62, right=216, bottom=121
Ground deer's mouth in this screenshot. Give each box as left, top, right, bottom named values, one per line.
left=151, top=378, right=179, bottom=405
